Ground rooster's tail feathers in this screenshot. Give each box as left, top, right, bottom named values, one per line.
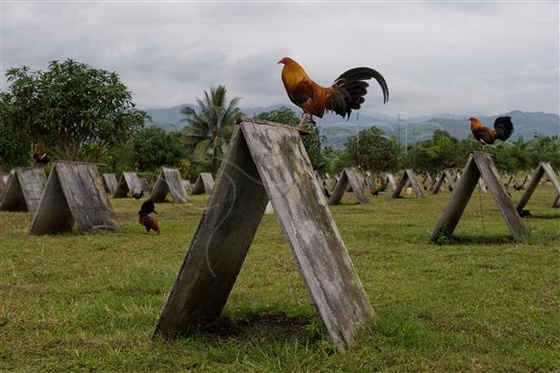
left=334, top=67, right=389, bottom=105
left=493, top=116, right=514, bottom=141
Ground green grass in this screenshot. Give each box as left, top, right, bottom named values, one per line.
left=1, top=185, right=559, bottom=372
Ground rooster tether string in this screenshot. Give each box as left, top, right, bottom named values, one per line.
left=477, top=179, right=486, bottom=233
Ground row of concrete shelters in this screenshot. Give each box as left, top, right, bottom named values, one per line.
left=101, top=171, right=213, bottom=199
left=0, top=164, right=191, bottom=235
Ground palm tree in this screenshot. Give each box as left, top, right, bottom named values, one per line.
left=181, top=85, right=244, bottom=174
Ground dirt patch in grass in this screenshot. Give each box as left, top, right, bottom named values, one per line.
left=200, top=311, right=316, bottom=342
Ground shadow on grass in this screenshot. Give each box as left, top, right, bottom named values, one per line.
left=198, top=311, right=319, bottom=343
left=433, top=234, right=515, bottom=246
left=522, top=213, right=560, bottom=220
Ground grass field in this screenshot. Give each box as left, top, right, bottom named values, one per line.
left=1, top=184, right=559, bottom=372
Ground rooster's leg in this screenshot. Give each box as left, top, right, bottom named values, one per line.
left=297, top=113, right=310, bottom=132
left=306, top=117, right=316, bottom=133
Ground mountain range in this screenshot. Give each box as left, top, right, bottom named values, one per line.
left=145, top=104, right=560, bottom=149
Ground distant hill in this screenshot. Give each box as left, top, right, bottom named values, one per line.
left=145, top=104, right=560, bottom=148
left=144, top=104, right=197, bottom=130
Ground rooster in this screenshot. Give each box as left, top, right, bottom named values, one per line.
left=513, top=180, right=524, bottom=191
left=138, top=199, right=159, bottom=234
left=138, top=213, right=159, bottom=236
left=469, top=116, right=514, bottom=149
left=443, top=159, right=455, bottom=169
left=139, top=213, right=159, bottom=235
left=32, top=150, right=50, bottom=165
left=278, top=57, right=389, bottom=132
left=139, top=199, right=156, bottom=214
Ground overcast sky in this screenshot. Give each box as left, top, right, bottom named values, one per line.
left=2, top=1, right=559, bottom=118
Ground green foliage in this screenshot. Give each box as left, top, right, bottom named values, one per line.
left=489, top=141, right=532, bottom=174
left=344, top=127, right=399, bottom=174
left=181, top=85, right=244, bottom=175
left=406, top=130, right=459, bottom=175
left=185, top=154, right=214, bottom=182
left=482, top=135, right=560, bottom=174
left=454, top=137, right=481, bottom=164
left=0, top=99, right=30, bottom=168
left=527, top=135, right=560, bottom=168
left=179, top=158, right=192, bottom=179
left=131, top=126, right=187, bottom=171
left=253, top=106, right=299, bottom=125
left=98, top=141, right=135, bottom=176
left=323, top=146, right=354, bottom=176
left=402, top=132, right=560, bottom=175
left=1, top=59, right=146, bottom=162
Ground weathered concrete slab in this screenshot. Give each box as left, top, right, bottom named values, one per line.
left=516, top=162, right=560, bottom=211
left=149, top=167, right=188, bottom=204
left=0, top=168, right=5, bottom=202
left=0, top=168, right=47, bottom=212
left=432, top=170, right=456, bottom=194
left=154, top=119, right=373, bottom=350
left=101, top=173, right=118, bottom=194
left=392, top=169, right=425, bottom=198
left=29, top=161, right=120, bottom=235
left=328, top=168, right=369, bottom=205
left=191, top=172, right=214, bottom=195
left=381, top=172, right=397, bottom=191
left=431, top=152, right=529, bottom=242
left=113, top=172, right=143, bottom=198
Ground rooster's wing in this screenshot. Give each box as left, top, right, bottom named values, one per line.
left=472, top=127, right=497, bottom=145
left=287, top=79, right=333, bottom=118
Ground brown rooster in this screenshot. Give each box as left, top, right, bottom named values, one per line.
left=138, top=199, right=159, bottom=234
left=32, top=149, right=50, bottom=165
left=139, top=213, right=159, bottom=235
left=443, top=159, right=455, bottom=169
left=278, top=57, right=389, bottom=132
left=469, top=116, right=514, bottom=149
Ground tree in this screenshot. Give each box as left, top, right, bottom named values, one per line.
left=0, top=99, right=30, bottom=168
left=181, top=85, right=243, bottom=174
left=527, top=135, right=560, bottom=169
left=324, top=147, right=354, bottom=176
left=489, top=137, right=532, bottom=174
left=344, top=127, right=399, bottom=175
left=406, top=130, right=459, bottom=176
left=131, top=126, right=187, bottom=171
left=1, top=59, right=146, bottom=162
left=254, top=106, right=300, bottom=125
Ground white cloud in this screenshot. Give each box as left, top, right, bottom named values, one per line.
left=1, top=1, right=558, bottom=117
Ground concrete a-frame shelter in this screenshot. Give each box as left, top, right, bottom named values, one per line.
left=191, top=172, right=215, bottom=195
left=0, top=167, right=46, bottom=212
left=153, top=119, right=373, bottom=350
left=102, top=173, right=118, bottom=194
left=431, top=152, right=529, bottom=242
left=149, top=167, right=188, bottom=204
left=516, top=162, right=560, bottom=211
left=328, top=168, right=369, bottom=205
left=113, top=172, right=144, bottom=198
left=392, top=169, right=425, bottom=198
left=29, top=161, right=120, bottom=235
